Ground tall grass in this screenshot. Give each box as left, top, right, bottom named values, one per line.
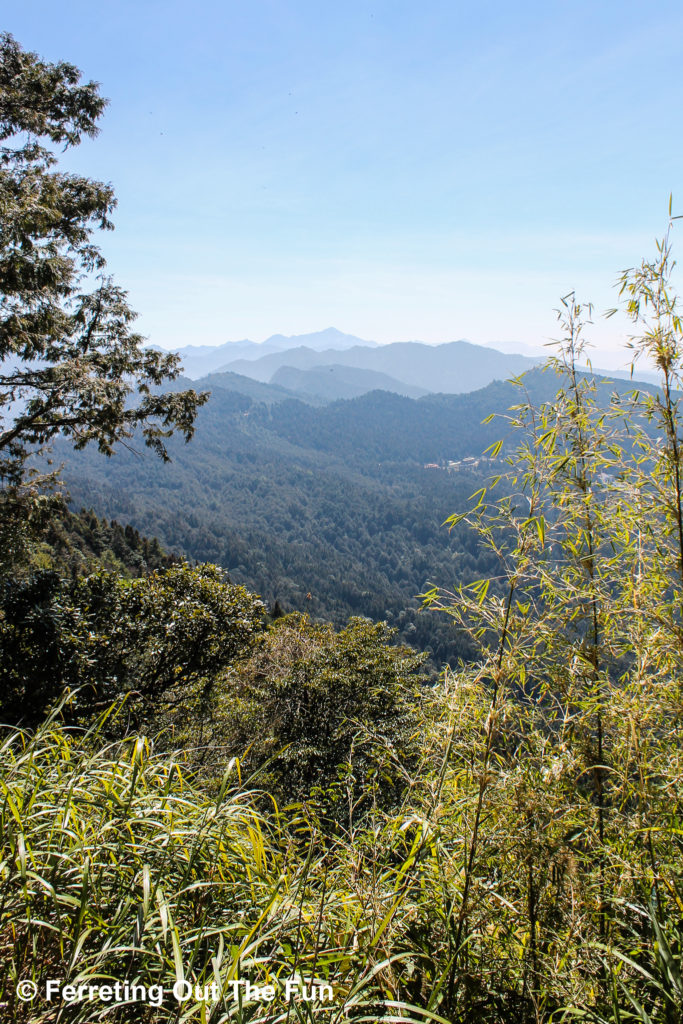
left=0, top=711, right=462, bottom=1023
left=3, top=674, right=682, bottom=1023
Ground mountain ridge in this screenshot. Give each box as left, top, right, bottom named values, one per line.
left=150, top=328, right=379, bottom=379
left=149, top=330, right=660, bottom=399
left=270, top=363, right=430, bottom=401
left=218, top=339, right=540, bottom=394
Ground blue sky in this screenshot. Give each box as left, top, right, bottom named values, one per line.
left=5, top=0, right=683, bottom=364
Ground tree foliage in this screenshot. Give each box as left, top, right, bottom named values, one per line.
left=0, top=562, right=264, bottom=728
left=0, top=33, right=207, bottom=488
left=220, top=614, right=428, bottom=808
left=418, top=218, right=683, bottom=1021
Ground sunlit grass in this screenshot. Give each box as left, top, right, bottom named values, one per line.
left=0, top=710, right=457, bottom=1023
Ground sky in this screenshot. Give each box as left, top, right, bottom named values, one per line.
left=5, top=0, right=683, bottom=367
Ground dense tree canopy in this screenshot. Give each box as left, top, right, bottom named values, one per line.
left=220, top=613, right=428, bottom=808
left=0, top=562, right=265, bottom=727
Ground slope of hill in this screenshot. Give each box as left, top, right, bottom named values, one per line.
left=50, top=370, right=568, bottom=667
left=51, top=363, right=663, bottom=671
left=149, top=339, right=267, bottom=379
left=40, top=507, right=177, bottom=577
left=271, top=363, right=430, bottom=401
left=192, top=370, right=326, bottom=406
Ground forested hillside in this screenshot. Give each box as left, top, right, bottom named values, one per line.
left=48, top=376, right=529, bottom=665
left=52, top=368, right=656, bottom=667
left=28, top=504, right=177, bottom=577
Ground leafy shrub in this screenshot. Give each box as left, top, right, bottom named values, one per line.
left=0, top=563, right=264, bottom=728
left=218, top=614, right=428, bottom=812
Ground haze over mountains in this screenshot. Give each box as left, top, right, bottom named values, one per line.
left=54, top=374, right=529, bottom=668
left=160, top=328, right=658, bottom=402
left=271, top=364, right=430, bottom=401
left=161, top=328, right=379, bottom=380
left=160, top=329, right=541, bottom=401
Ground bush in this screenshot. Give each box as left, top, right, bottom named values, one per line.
left=0, top=562, right=264, bottom=729
left=219, top=614, right=428, bottom=812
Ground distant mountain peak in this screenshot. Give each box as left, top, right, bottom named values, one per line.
left=263, top=328, right=378, bottom=351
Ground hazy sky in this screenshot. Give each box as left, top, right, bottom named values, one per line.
left=5, top=1, right=683, bottom=365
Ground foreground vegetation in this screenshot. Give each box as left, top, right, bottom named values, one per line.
left=2, top=566, right=682, bottom=1023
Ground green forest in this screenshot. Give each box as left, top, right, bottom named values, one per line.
left=50, top=370, right=653, bottom=670
left=2, top=32, right=683, bottom=1024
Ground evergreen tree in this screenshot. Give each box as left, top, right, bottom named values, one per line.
left=0, top=33, right=207, bottom=493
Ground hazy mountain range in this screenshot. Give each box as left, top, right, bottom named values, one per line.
left=55, top=364, right=661, bottom=667
left=54, top=373, right=540, bottom=667
left=156, top=328, right=378, bottom=379
left=155, top=329, right=541, bottom=399
left=155, top=328, right=657, bottom=401
left=271, top=364, right=430, bottom=401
